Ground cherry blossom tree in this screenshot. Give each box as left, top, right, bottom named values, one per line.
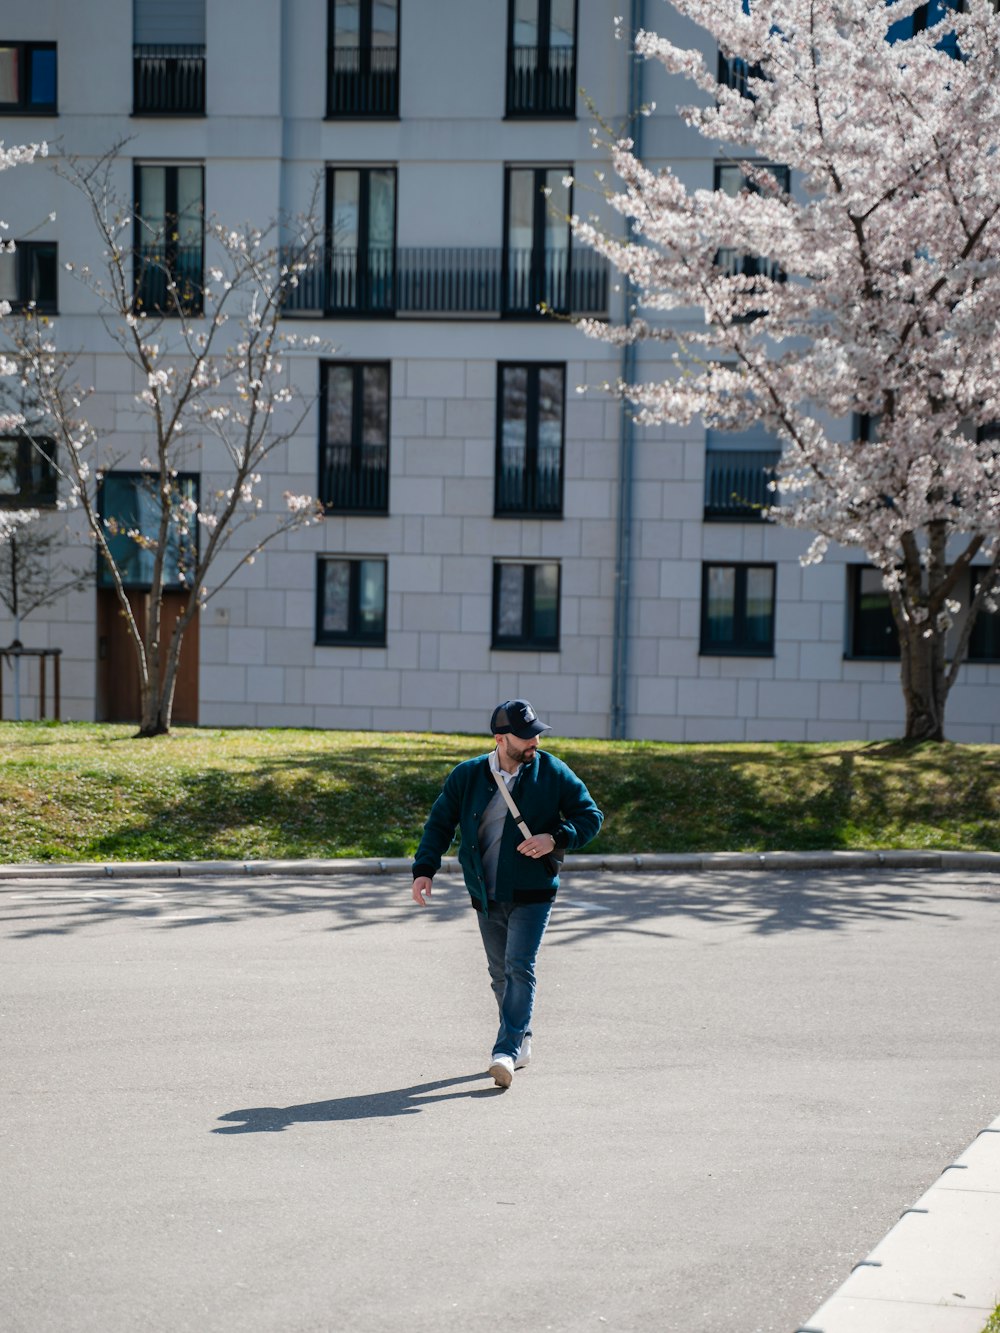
left=576, top=0, right=1000, bottom=741
left=3, top=147, right=326, bottom=737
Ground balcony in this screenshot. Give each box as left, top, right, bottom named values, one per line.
left=134, top=245, right=204, bottom=315
left=282, top=246, right=610, bottom=318
left=704, top=449, right=780, bottom=519
left=320, top=443, right=389, bottom=513
left=496, top=452, right=562, bottom=516
left=717, top=52, right=763, bottom=98
left=506, top=45, right=576, bottom=117
left=327, top=44, right=399, bottom=117
left=133, top=44, right=206, bottom=115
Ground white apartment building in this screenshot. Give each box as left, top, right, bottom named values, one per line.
left=2, top=0, right=999, bottom=741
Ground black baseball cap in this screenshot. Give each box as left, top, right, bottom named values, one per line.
left=490, top=699, right=551, bottom=740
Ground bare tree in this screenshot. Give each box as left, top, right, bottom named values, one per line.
left=3, top=146, right=327, bottom=736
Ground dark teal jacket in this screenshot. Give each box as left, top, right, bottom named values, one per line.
left=412, top=750, right=604, bottom=911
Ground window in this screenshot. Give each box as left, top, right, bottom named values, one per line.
left=0, top=240, right=57, bottom=313
left=326, top=166, right=396, bottom=314
left=496, top=364, right=564, bottom=516
left=133, top=0, right=206, bottom=114
left=0, top=434, right=57, bottom=507
left=855, top=413, right=880, bottom=443
left=716, top=0, right=761, bottom=97
left=701, top=562, right=775, bottom=655
left=97, top=471, right=199, bottom=589
left=316, top=556, right=387, bottom=645
left=504, top=165, right=572, bottom=315
left=847, top=566, right=900, bottom=658
left=717, top=51, right=763, bottom=96
left=704, top=424, right=779, bottom=520
left=506, top=0, right=577, bottom=117
left=328, top=0, right=399, bottom=116
left=714, top=163, right=789, bottom=286
left=887, top=0, right=960, bottom=51
left=966, top=568, right=1000, bottom=662
left=319, top=362, right=390, bottom=513
left=134, top=163, right=204, bottom=315
left=0, top=42, right=56, bottom=113
left=492, top=561, right=560, bottom=650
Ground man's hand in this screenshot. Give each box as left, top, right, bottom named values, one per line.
left=516, top=833, right=557, bottom=860
left=412, top=876, right=433, bottom=906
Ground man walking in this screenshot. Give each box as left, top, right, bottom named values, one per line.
left=411, top=699, right=603, bottom=1089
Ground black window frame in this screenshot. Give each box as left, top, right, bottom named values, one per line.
left=495, top=362, right=565, bottom=517
left=966, top=566, right=1000, bottom=663
left=0, top=41, right=57, bottom=114
left=96, top=469, right=200, bottom=591
left=0, top=433, right=57, bottom=508
left=133, top=162, right=205, bottom=317
left=703, top=442, right=780, bottom=521
left=846, top=564, right=900, bottom=660
left=700, top=561, right=776, bottom=657
left=325, top=164, right=398, bottom=316
left=0, top=239, right=58, bottom=313
left=491, top=560, right=561, bottom=651
left=318, top=360, right=391, bottom=515
left=316, top=554, right=388, bottom=647
left=326, top=0, right=400, bottom=118
left=505, top=0, right=578, bottom=119
left=713, top=162, right=790, bottom=293
left=717, top=49, right=764, bottom=98
left=132, top=44, right=206, bottom=117
left=502, top=163, right=574, bottom=318
left=887, top=0, right=961, bottom=51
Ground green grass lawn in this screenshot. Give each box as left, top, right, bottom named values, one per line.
left=2, top=721, right=1000, bottom=864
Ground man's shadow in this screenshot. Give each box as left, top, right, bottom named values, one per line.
left=214, top=1072, right=501, bottom=1133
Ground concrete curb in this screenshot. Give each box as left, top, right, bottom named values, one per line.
left=2, top=848, right=1000, bottom=881
left=797, top=1118, right=1000, bottom=1332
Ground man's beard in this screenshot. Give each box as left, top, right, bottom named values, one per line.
left=502, top=735, right=538, bottom=765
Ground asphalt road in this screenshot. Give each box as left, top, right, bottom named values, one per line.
left=3, top=867, right=1000, bottom=1333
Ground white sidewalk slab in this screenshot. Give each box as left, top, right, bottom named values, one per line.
left=798, top=1122, right=1000, bottom=1332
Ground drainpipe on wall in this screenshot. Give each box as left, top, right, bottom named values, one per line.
left=610, top=0, right=645, bottom=740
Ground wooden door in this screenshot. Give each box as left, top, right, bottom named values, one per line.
left=97, top=589, right=199, bottom=725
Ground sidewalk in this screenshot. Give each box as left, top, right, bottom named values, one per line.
left=2, top=851, right=999, bottom=1331
left=797, top=1118, right=1000, bottom=1332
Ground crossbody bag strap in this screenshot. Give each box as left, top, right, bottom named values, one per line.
left=492, top=765, right=533, bottom=840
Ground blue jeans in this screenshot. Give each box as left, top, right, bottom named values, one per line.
left=476, top=898, right=554, bottom=1061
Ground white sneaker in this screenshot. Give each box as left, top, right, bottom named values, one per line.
left=489, top=1055, right=515, bottom=1088
left=515, top=1036, right=532, bottom=1069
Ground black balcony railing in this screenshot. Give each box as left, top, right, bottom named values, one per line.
left=716, top=249, right=785, bottom=283
left=282, top=245, right=610, bottom=317
left=717, top=52, right=763, bottom=98
left=496, top=452, right=562, bottom=515
left=327, top=45, right=399, bottom=116
left=506, top=45, right=576, bottom=116
left=704, top=449, right=780, bottom=519
left=504, top=246, right=608, bottom=315
left=282, top=245, right=609, bottom=318
left=320, top=443, right=389, bottom=513
left=134, top=244, right=204, bottom=314
left=328, top=246, right=396, bottom=313
left=133, top=45, right=206, bottom=115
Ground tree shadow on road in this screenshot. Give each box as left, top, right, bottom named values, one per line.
left=213, top=1072, right=500, bottom=1132
left=2, top=868, right=999, bottom=944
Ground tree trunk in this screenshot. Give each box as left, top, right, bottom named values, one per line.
left=898, top=623, right=947, bottom=742
left=136, top=600, right=176, bottom=737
